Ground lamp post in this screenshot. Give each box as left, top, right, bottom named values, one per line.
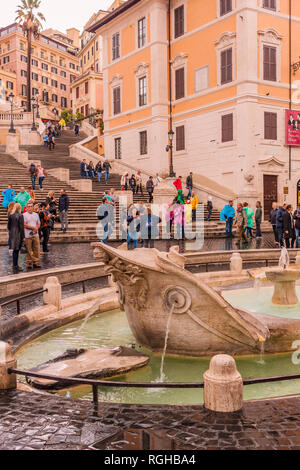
left=8, top=93, right=16, bottom=134
left=166, top=129, right=175, bottom=178
left=35, top=93, right=40, bottom=119
left=31, top=96, right=37, bottom=131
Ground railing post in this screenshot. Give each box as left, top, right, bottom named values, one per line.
left=0, top=342, right=17, bottom=390
left=230, top=252, right=243, bottom=274
left=43, top=277, right=62, bottom=310
left=92, top=384, right=99, bottom=415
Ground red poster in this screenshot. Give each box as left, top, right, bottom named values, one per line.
left=286, top=109, right=300, bottom=146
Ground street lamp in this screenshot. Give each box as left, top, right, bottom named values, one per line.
left=8, top=92, right=16, bottom=134
left=31, top=96, right=37, bottom=131
left=35, top=93, right=40, bottom=119
left=52, top=107, right=58, bottom=127
left=166, top=129, right=175, bottom=178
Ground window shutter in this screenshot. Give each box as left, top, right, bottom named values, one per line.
left=176, top=126, right=185, bottom=151
left=263, top=46, right=276, bottom=81
left=174, top=5, right=184, bottom=39
left=221, top=48, right=232, bottom=85
left=264, top=112, right=277, bottom=140
left=175, top=67, right=185, bottom=100
left=113, top=87, right=121, bottom=115
left=222, top=114, right=233, bottom=143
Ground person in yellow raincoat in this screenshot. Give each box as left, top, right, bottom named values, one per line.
left=188, top=191, right=199, bottom=221
left=59, top=118, right=66, bottom=129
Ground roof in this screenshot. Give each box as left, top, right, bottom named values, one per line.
left=87, top=0, right=142, bottom=33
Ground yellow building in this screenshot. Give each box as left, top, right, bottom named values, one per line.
left=89, top=0, right=300, bottom=215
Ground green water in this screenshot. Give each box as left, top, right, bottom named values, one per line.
left=17, top=309, right=300, bottom=405
left=222, top=286, right=300, bottom=318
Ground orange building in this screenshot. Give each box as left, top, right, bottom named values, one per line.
left=89, top=0, right=300, bottom=215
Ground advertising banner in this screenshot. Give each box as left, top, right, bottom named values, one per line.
left=286, top=109, right=300, bottom=146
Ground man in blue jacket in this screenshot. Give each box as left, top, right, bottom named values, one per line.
left=276, top=203, right=287, bottom=247
left=220, top=201, right=236, bottom=237
left=59, top=189, right=70, bottom=233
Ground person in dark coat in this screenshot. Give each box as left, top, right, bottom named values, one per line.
left=276, top=203, right=287, bottom=247
left=294, top=206, right=300, bottom=248
left=7, top=203, right=24, bottom=273
left=129, top=175, right=137, bottom=195
left=283, top=205, right=296, bottom=249
left=140, top=207, right=161, bottom=248
left=269, top=202, right=279, bottom=245
left=58, top=189, right=70, bottom=232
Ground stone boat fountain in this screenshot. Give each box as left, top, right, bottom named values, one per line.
left=93, top=243, right=300, bottom=357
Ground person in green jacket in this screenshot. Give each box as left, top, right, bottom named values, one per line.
left=15, top=187, right=30, bottom=212
left=255, top=201, right=263, bottom=238
left=243, top=202, right=254, bottom=238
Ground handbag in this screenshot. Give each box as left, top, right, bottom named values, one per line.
left=20, top=242, right=27, bottom=254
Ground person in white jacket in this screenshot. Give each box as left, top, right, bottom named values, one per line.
left=121, top=173, right=129, bottom=190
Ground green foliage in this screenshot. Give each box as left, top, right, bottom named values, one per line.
left=75, top=112, right=84, bottom=123
left=60, top=109, right=74, bottom=123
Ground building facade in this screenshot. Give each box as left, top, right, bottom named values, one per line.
left=0, top=23, right=80, bottom=114
left=0, top=68, right=16, bottom=107
left=89, top=0, right=300, bottom=216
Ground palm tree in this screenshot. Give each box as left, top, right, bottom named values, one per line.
left=15, top=0, right=45, bottom=112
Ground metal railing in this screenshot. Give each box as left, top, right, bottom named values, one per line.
left=7, top=367, right=300, bottom=415
left=185, top=258, right=284, bottom=273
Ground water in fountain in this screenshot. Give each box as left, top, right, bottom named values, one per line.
left=77, top=292, right=113, bottom=335
left=159, top=305, right=175, bottom=382
left=279, top=247, right=290, bottom=269
left=256, top=338, right=266, bottom=365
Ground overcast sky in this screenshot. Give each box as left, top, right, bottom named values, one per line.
left=2, top=0, right=114, bottom=33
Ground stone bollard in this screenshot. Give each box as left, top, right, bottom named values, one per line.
left=43, top=276, right=62, bottom=310
left=230, top=252, right=243, bottom=274
left=296, top=252, right=300, bottom=266
left=203, top=354, right=243, bottom=412
left=0, top=341, right=17, bottom=390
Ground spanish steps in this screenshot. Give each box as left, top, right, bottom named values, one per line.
left=0, top=129, right=227, bottom=245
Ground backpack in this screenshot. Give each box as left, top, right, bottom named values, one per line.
left=29, top=165, right=36, bottom=175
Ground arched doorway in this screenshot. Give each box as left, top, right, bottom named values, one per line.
left=297, top=180, right=300, bottom=208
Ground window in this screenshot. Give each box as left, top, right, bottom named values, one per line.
left=22, top=84, right=27, bottom=96
left=32, top=87, right=38, bottom=96
left=76, top=87, right=79, bottom=99
left=3, top=56, right=10, bottom=64
left=42, top=63, right=48, bottom=70
left=42, top=76, right=48, bottom=85
left=264, top=112, right=277, bottom=140
left=115, top=137, right=121, bottom=159
left=21, top=70, right=27, bottom=77
left=176, top=125, right=185, bottom=151
left=221, top=48, right=232, bottom=84
left=113, top=86, right=121, bottom=115
left=61, top=71, right=67, bottom=78
left=6, top=81, right=13, bottom=90
left=43, top=91, right=49, bottom=103
left=61, top=97, right=67, bottom=108
left=52, top=94, right=58, bottom=103
left=140, top=131, right=148, bottom=155
left=85, top=104, right=89, bottom=116
left=96, top=41, right=98, bottom=51
left=69, top=62, right=75, bottom=70
left=51, top=66, right=58, bottom=74
left=32, top=73, right=38, bottom=81
left=174, top=5, right=184, bottom=39
left=20, top=42, right=25, bottom=51
left=88, top=51, right=90, bottom=60
left=175, top=67, right=185, bottom=100
left=70, top=75, right=76, bottom=83
left=220, top=0, right=232, bottom=16
left=263, top=45, right=276, bottom=81
left=112, top=33, right=120, bottom=61
left=92, top=46, right=94, bottom=56
left=195, top=66, right=209, bottom=92
left=61, top=83, right=66, bottom=91
left=222, top=113, right=233, bottom=143
left=139, top=77, right=147, bottom=106
left=21, top=55, right=27, bottom=63
left=85, top=81, right=89, bottom=94
left=138, top=17, right=146, bottom=48
left=32, top=59, right=38, bottom=67
left=263, top=0, right=276, bottom=11
left=51, top=79, right=58, bottom=88
left=59, top=59, right=63, bottom=66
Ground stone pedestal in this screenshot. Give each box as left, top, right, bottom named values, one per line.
left=6, top=133, right=19, bottom=154
left=296, top=252, right=300, bottom=266
left=266, top=270, right=300, bottom=306
left=0, top=342, right=17, bottom=390
left=153, top=178, right=177, bottom=205
left=230, top=252, right=243, bottom=274
left=203, top=354, right=243, bottom=412
left=43, top=276, right=62, bottom=310
left=28, top=130, right=42, bottom=145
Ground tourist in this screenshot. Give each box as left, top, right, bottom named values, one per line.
left=45, top=191, right=57, bottom=216
left=186, top=172, right=193, bottom=199
left=235, top=203, right=249, bottom=245
left=146, top=176, right=154, bottom=203
left=7, top=201, right=16, bottom=255
left=28, top=163, right=37, bottom=190
left=7, top=203, right=24, bottom=274
left=74, top=123, right=80, bottom=137
left=23, top=201, right=41, bottom=269
left=2, top=184, right=15, bottom=209
left=27, top=186, right=35, bottom=201
left=173, top=176, right=184, bottom=203
left=48, top=132, right=55, bottom=151
left=294, top=205, right=300, bottom=248
left=255, top=201, right=263, bottom=238
left=206, top=196, right=213, bottom=221
left=97, top=197, right=114, bottom=244
left=269, top=202, right=279, bottom=246
left=129, top=174, right=137, bottom=195
left=140, top=207, right=161, bottom=248
left=283, top=205, right=296, bottom=249
left=58, top=189, right=70, bottom=233
left=95, top=161, right=103, bottom=183
left=136, top=170, right=143, bottom=195
left=188, top=191, right=199, bottom=222
left=37, top=165, right=46, bottom=190
left=80, top=159, right=89, bottom=179
left=243, top=202, right=254, bottom=238
left=39, top=202, right=52, bottom=253
left=121, top=172, right=129, bottom=191
left=88, top=161, right=95, bottom=179
left=276, top=203, right=287, bottom=248
left=15, top=187, right=30, bottom=212
left=103, top=160, right=112, bottom=184
left=127, top=207, right=140, bottom=250
left=174, top=201, right=186, bottom=240
left=110, top=188, right=117, bottom=206
left=43, top=133, right=49, bottom=147
left=220, top=201, right=235, bottom=237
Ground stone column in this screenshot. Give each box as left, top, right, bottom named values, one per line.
left=203, top=354, right=243, bottom=412
left=153, top=179, right=177, bottom=205
left=230, top=252, right=243, bottom=274
left=43, top=276, right=62, bottom=310
left=6, top=133, right=19, bottom=154
left=0, top=342, right=17, bottom=390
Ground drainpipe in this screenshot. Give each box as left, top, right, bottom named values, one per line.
left=168, top=0, right=176, bottom=178
left=289, top=0, right=292, bottom=181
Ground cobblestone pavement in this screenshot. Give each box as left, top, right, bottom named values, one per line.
left=1, top=390, right=300, bottom=450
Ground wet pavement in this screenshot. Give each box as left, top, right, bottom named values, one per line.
left=1, top=390, right=300, bottom=450
left=0, top=233, right=280, bottom=278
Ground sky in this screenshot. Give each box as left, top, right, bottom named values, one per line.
left=1, top=0, right=115, bottom=33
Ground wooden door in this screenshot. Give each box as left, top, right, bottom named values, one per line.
left=263, top=175, right=278, bottom=220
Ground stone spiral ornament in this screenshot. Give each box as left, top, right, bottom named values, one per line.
left=164, top=286, right=192, bottom=314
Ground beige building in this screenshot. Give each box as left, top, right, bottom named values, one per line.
left=0, top=68, right=16, bottom=107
